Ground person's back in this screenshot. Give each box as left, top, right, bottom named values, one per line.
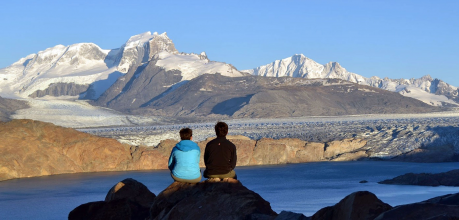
left=168, top=128, right=201, bottom=183
left=203, top=122, right=237, bottom=179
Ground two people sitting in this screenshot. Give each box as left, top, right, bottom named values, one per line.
left=167, top=121, right=237, bottom=183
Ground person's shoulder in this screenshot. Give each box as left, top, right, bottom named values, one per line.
left=206, top=138, right=216, bottom=145
left=224, top=139, right=236, bottom=148
left=224, top=138, right=235, bottom=144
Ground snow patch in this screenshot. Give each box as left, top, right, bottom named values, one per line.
left=397, top=85, right=458, bottom=107
left=156, top=51, right=244, bottom=80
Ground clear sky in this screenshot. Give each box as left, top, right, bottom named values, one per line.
left=1, top=0, right=458, bottom=86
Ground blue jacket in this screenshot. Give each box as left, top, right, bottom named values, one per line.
left=168, top=140, right=201, bottom=180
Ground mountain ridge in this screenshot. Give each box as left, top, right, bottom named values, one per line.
left=243, top=54, right=458, bottom=107
left=0, top=31, right=457, bottom=121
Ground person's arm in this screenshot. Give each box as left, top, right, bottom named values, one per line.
left=230, top=144, right=237, bottom=169
left=168, top=149, right=175, bottom=170
left=196, top=150, right=201, bottom=166
left=204, top=143, right=209, bottom=166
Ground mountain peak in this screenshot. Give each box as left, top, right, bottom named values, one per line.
left=421, top=75, right=433, bottom=81
left=116, top=31, right=177, bottom=73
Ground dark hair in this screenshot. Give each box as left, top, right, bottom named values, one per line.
left=180, top=128, right=192, bottom=140
left=215, top=121, right=228, bottom=137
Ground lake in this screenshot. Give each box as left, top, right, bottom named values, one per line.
left=1, top=161, right=458, bottom=219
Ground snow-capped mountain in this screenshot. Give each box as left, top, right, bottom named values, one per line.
left=0, top=31, right=243, bottom=99
left=243, top=54, right=459, bottom=107
left=0, top=43, right=114, bottom=99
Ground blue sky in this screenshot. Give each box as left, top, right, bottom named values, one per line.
left=1, top=0, right=458, bottom=86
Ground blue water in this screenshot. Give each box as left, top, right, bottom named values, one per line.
left=1, top=161, right=459, bottom=219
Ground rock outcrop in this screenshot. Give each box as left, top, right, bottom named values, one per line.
left=311, top=191, right=392, bottom=220
left=0, top=119, right=134, bottom=181
left=149, top=178, right=277, bottom=220
left=0, top=119, right=369, bottom=181
left=69, top=178, right=459, bottom=220
left=378, top=169, right=459, bottom=186
left=374, top=193, right=459, bottom=220
left=70, top=178, right=277, bottom=220
left=69, top=178, right=156, bottom=220
left=128, top=74, right=441, bottom=118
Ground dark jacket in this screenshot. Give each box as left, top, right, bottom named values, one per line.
left=204, top=137, right=237, bottom=175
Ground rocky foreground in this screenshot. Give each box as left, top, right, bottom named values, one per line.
left=0, top=119, right=369, bottom=181
left=69, top=178, right=459, bottom=220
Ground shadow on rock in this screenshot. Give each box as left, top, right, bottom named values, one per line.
left=375, top=193, right=459, bottom=220
left=311, top=191, right=392, bottom=220
left=69, top=178, right=156, bottom=220
left=149, top=178, right=278, bottom=220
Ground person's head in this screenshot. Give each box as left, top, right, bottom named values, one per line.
left=214, top=121, right=228, bottom=137
left=180, top=128, right=193, bottom=140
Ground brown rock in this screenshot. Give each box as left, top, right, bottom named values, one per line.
left=149, top=178, right=278, bottom=220
left=311, top=191, right=392, bottom=220
left=324, top=139, right=367, bottom=159
left=0, top=119, right=132, bottom=181
left=332, top=151, right=368, bottom=161
left=295, top=142, right=325, bottom=163
left=130, top=140, right=177, bottom=170
left=251, top=138, right=309, bottom=165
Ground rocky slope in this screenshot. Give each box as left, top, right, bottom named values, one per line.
left=122, top=74, right=441, bottom=118
left=69, top=178, right=459, bottom=220
left=0, top=119, right=369, bottom=181
left=0, top=119, right=134, bottom=181
left=243, top=54, right=459, bottom=107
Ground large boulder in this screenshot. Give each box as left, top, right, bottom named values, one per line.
left=311, top=191, right=392, bottom=220
left=149, top=178, right=278, bottom=220
left=68, top=200, right=134, bottom=220
left=375, top=193, right=459, bottom=220
left=69, top=178, right=156, bottom=220
left=105, top=178, right=157, bottom=208
left=378, top=169, right=459, bottom=186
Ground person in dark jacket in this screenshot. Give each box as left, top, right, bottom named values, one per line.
left=203, top=121, right=237, bottom=179
left=168, top=128, right=202, bottom=183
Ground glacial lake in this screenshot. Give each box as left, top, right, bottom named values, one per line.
left=1, top=161, right=459, bottom=220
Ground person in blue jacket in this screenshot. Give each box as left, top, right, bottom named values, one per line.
left=168, top=128, right=202, bottom=183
